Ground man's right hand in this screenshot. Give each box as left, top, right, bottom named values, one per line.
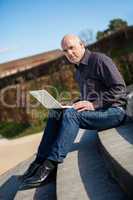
left=73, top=101, right=95, bottom=112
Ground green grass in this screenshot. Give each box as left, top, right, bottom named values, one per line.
left=0, top=122, right=30, bottom=139
left=0, top=116, right=48, bottom=139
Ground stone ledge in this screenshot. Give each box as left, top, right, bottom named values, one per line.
left=57, top=129, right=126, bottom=200
left=98, top=123, right=133, bottom=198
left=0, top=127, right=130, bottom=200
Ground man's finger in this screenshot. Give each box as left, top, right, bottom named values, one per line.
left=74, top=105, right=85, bottom=110
left=77, top=107, right=86, bottom=112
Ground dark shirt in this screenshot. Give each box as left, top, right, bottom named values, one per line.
left=75, top=49, right=127, bottom=109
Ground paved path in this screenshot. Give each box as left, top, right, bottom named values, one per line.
left=0, top=133, right=42, bottom=175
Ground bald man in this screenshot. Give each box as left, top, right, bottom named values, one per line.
left=20, top=34, right=127, bottom=189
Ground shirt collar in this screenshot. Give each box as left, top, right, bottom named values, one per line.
left=80, top=49, right=91, bottom=65
left=75, top=49, right=91, bottom=68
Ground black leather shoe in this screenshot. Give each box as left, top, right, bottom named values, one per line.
left=19, top=160, right=56, bottom=190
left=18, top=160, right=41, bottom=181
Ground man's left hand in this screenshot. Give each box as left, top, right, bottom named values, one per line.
left=72, top=101, right=95, bottom=112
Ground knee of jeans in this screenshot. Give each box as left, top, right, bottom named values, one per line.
left=63, top=108, right=78, bottom=120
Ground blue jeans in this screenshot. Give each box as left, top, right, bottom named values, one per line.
left=35, top=107, right=125, bottom=163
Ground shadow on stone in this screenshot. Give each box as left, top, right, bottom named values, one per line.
left=116, top=123, right=133, bottom=144
left=0, top=175, right=21, bottom=200
left=33, top=181, right=56, bottom=200
left=77, top=131, right=127, bottom=200
left=0, top=155, right=57, bottom=200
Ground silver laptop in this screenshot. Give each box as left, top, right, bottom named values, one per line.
left=29, top=89, right=73, bottom=109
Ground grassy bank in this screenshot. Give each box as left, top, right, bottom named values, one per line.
left=0, top=119, right=47, bottom=139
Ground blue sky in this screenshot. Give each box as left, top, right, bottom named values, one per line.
left=0, top=0, right=133, bottom=63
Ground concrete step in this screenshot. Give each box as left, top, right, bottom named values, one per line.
left=0, top=155, right=56, bottom=200
left=57, top=129, right=127, bottom=200
left=98, top=122, right=133, bottom=198
left=0, top=128, right=130, bottom=200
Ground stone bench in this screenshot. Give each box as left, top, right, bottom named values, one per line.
left=56, top=129, right=127, bottom=200
left=97, top=85, right=133, bottom=198
left=0, top=129, right=128, bottom=200
left=98, top=121, right=133, bottom=198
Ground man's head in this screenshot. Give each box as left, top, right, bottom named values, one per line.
left=61, top=34, right=85, bottom=64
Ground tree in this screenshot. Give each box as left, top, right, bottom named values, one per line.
left=96, top=18, right=128, bottom=40
left=96, top=31, right=105, bottom=40
left=109, top=18, right=128, bottom=31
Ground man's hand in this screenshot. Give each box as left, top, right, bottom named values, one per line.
left=72, top=101, right=95, bottom=112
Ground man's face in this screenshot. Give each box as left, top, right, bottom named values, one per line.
left=61, top=36, right=85, bottom=64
